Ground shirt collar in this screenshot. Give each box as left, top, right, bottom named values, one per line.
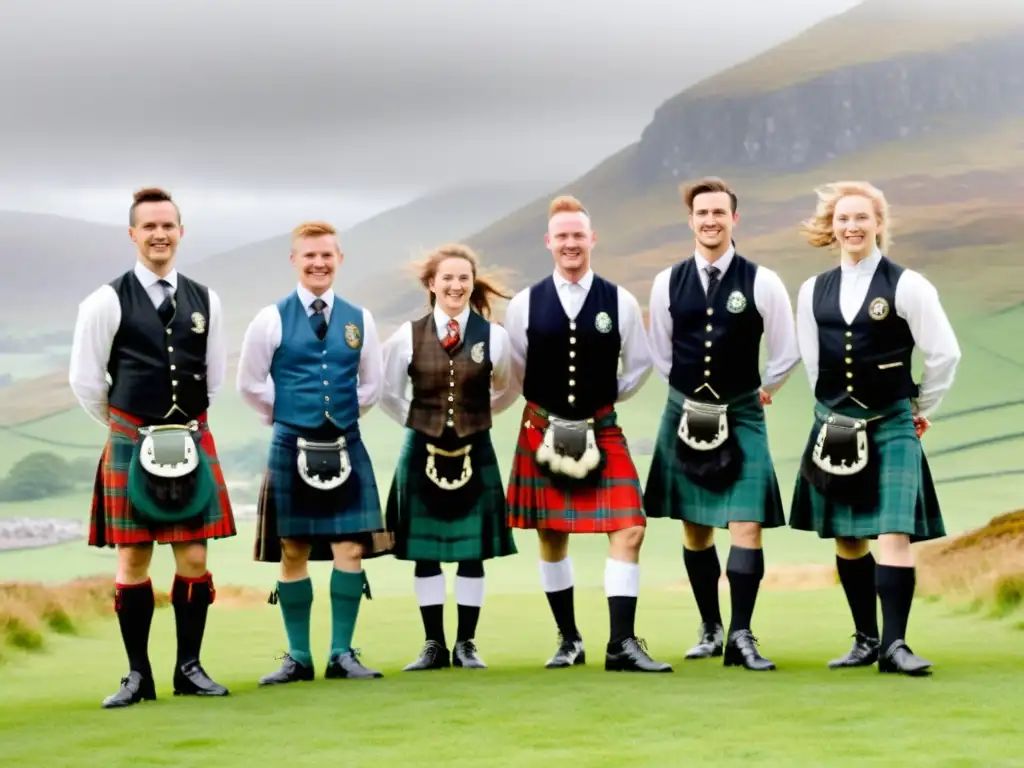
left=134, top=261, right=177, bottom=289
left=694, top=243, right=735, bottom=275
left=553, top=268, right=594, bottom=291
left=840, top=246, right=882, bottom=274
left=434, top=302, right=470, bottom=330
left=296, top=283, right=334, bottom=311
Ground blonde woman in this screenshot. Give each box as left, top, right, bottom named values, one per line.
left=380, top=243, right=519, bottom=671
left=790, top=181, right=961, bottom=676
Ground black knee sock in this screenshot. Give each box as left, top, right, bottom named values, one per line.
left=877, top=564, right=916, bottom=650
left=171, top=573, right=215, bottom=666
left=607, top=597, right=637, bottom=646
left=115, top=580, right=155, bottom=676
left=414, top=560, right=446, bottom=646
left=836, top=552, right=879, bottom=638
left=545, top=589, right=580, bottom=641
left=456, top=560, right=483, bottom=642
left=726, top=546, right=764, bottom=635
left=683, top=546, right=723, bottom=626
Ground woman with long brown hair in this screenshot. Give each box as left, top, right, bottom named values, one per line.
left=380, top=243, right=520, bottom=672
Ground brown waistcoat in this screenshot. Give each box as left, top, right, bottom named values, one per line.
left=406, top=312, right=493, bottom=438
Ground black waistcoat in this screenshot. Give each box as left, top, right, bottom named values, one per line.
left=106, top=270, right=211, bottom=423
left=522, top=274, right=620, bottom=419
left=812, top=256, right=918, bottom=410
left=667, top=254, right=764, bottom=401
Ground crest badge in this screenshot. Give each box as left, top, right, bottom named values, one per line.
left=594, top=311, right=613, bottom=333
left=868, top=297, right=889, bottom=320
left=470, top=341, right=485, bottom=364
left=725, top=291, right=747, bottom=314
left=344, top=322, right=361, bottom=349
left=190, top=312, right=206, bottom=334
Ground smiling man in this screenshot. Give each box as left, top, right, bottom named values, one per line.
left=236, top=220, right=389, bottom=686
left=644, top=177, right=800, bottom=672
left=69, top=186, right=235, bottom=709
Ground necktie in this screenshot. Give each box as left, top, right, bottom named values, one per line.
left=310, top=298, right=328, bottom=340
left=156, top=279, right=175, bottom=326
left=441, top=318, right=461, bottom=352
left=705, top=265, right=721, bottom=300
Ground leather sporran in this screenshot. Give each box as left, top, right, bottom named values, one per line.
left=799, top=413, right=880, bottom=508
left=674, top=400, right=744, bottom=492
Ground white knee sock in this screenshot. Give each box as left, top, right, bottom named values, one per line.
left=455, top=575, right=485, bottom=607
left=414, top=574, right=446, bottom=606
left=604, top=558, right=640, bottom=598
left=539, top=557, right=574, bottom=592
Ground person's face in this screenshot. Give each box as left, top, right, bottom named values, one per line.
left=290, top=234, right=341, bottom=294
left=832, top=194, right=879, bottom=258
left=129, top=201, right=182, bottom=270
left=429, top=256, right=474, bottom=316
left=688, top=191, right=736, bottom=251
left=545, top=211, right=595, bottom=278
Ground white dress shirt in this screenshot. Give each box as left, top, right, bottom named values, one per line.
left=379, top=303, right=519, bottom=426
left=235, top=283, right=383, bottom=426
left=795, top=247, right=962, bottom=419
left=68, top=261, right=227, bottom=427
left=647, top=246, right=801, bottom=396
left=502, top=268, right=653, bottom=403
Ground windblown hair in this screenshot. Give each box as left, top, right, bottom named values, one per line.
left=799, top=181, right=891, bottom=253
left=129, top=186, right=180, bottom=226
left=681, top=176, right=738, bottom=214
left=291, top=220, right=337, bottom=239
left=548, top=194, right=589, bottom=220
left=415, top=243, right=513, bottom=320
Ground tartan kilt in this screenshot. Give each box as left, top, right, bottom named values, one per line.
left=643, top=388, right=786, bottom=529
left=384, top=428, right=517, bottom=562
left=788, top=398, right=946, bottom=542
left=506, top=402, right=646, bottom=533
left=252, top=421, right=392, bottom=563
left=88, top=408, right=237, bottom=547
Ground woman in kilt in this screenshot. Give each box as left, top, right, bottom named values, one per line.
left=380, top=243, right=520, bottom=671
left=790, top=181, right=962, bottom=676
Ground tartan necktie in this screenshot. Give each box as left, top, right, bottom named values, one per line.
left=310, top=298, right=328, bottom=340
left=705, top=265, right=721, bottom=300
left=441, top=318, right=461, bottom=352
left=156, top=279, right=175, bottom=326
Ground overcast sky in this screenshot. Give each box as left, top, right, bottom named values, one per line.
left=0, top=0, right=865, bottom=255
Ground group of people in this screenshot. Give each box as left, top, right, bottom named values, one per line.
left=67, top=176, right=962, bottom=710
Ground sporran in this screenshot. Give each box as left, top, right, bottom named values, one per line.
left=534, top=415, right=604, bottom=486
left=799, top=411, right=879, bottom=508
left=674, top=399, right=744, bottom=492
left=127, top=421, right=215, bottom=525
left=293, top=436, right=360, bottom=511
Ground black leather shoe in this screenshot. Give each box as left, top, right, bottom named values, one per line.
left=685, top=621, right=724, bottom=659
left=605, top=637, right=673, bottom=672
left=828, top=632, right=880, bottom=669
left=325, top=649, right=383, bottom=679
left=258, top=653, right=315, bottom=686
left=173, top=659, right=229, bottom=696
left=545, top=634, right=586, bottom=668
left=403, top=640, right=451, bottom=671
left=878, top=640, right=932, bottom=676
left=723, top=629, right=776, bottom=671
left=102, top=670, right=156, bottom=709
left=453, top=640, right=487, bottom=669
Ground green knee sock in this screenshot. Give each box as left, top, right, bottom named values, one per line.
left=277, top=577, right=313, bottom=667
left=330, top=568, right=365, bottom=656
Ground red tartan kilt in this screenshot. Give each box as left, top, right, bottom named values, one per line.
left=505, top=402, right=646, bottom=533
left=88, top=408, right=237, bottom=547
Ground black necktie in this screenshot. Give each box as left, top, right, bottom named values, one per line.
left=156, top=279, right=175, bottom=326
left=705, top=265, right=721, bottom=300
left=310, top=298, right=328, bottom=340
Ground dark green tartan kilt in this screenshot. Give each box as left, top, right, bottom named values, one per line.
left=385, top=427, right=517, bottom=563
left=252, top=422, right=394, bottom=563
left=788, top=398, right=945, bottom=542
left=643, top=388, right=786, bottom=529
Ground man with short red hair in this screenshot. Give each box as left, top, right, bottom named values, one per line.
left=503, top=195, right=671, bottom=674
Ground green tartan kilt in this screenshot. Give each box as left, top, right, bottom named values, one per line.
left=385, top=427, right=518, bottom=563
left=788, top=398, right=946, bottom=542
left=643, top=388, right=786, bottom=528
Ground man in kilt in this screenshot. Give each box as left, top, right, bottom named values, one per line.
left=790, top=181, right=961, bottom=676
left=68, top=187, right=236, bottom=709
left=644, top=177, right=800, bottom=671
left=236, top=220, right=389, bottom=685
left=379, top=243, right=520, bottom=671
left=503, top=195, right=671, bottom=673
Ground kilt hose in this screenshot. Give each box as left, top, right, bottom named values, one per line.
left=643, top=388, right=786, bottom=529
left=385, top=427, right=517, bottom=562
left=506, top=402, right=646, bottom=533
left=88, top=408, right=236, bottom=548
left=252, top=421, right=393, bottom=563
left=788, top=398, right=946, bottom=542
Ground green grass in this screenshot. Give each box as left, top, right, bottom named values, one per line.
left=0, top=583, right=1022, bottom=767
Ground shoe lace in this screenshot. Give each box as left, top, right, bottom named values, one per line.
left=632, top=636, right=651, bottom=656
